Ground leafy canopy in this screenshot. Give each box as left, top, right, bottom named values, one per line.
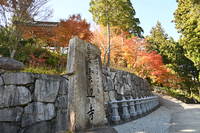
left=174, top=0, right=200, bottom=70
left=89, top=0, right=143, bottom=37
left=147, top=22, right=199, bottom=89
left=52, top=14, right=93, bottom=47
left=92, top=27, right=180, bottom=88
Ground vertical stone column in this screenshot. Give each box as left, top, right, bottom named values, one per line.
left=135, top=98, right=142, bottom=115
left=140, top=98, right=146, bottom=114
left=110, top=101, right=121, bottom=123
left=143, top=97, right=148, bottom=113
left=67, top=37, right=107, bottom=131
left=121, top=99, right=130, bottom=121
left=129, top=97, right=137, bottom=118
left=146, top=99, right=150, bottom=111
left=129, top=101, right=137, bottom=118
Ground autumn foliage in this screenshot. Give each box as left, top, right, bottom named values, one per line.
left=17, top=21, right=57, bottom=46
left=18, top=14, right=93, bottom=47
left=92, top=27, right=181, bottom=88
left=52, top=14, right=93, bottom=47
left=0, top=0, right=7, bottom=5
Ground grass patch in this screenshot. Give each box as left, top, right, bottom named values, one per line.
left=22, top=66, right=66, bottom=75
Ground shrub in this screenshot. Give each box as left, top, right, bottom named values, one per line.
left=22, top=66, right=66, bottom=75
left=0, top=47, right=10, bottom=57
left=14, top=42, right=67, bottom=74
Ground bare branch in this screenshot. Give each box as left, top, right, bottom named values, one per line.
left=0, top=0, right=53, bottom=25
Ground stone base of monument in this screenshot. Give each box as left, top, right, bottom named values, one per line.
left=77, top=127, right=118, bottom=133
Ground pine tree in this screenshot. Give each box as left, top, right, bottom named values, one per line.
left=174, top=0, right=200, bottom=70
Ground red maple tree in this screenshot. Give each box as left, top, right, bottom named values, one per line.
left=92, top=27, right=181, bottom=88
left=17, top=14, right=92, bottom=47
left=52, top=14, right=93, bottom=47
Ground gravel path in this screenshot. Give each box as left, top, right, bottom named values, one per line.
left=113, top=95, right=200, bottom=133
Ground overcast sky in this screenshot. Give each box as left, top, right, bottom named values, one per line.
left=48, top=0, right=180, bottom=40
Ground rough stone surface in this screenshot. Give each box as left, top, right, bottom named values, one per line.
left=55, top=95, right=68, bottom=109
left=67, top=37, right=91, bottom=131
left=0, top=123, right=20, bottom=133
left=22, top=121, right=53, bottom=133
left=103, top=68, right=152, bottom=101
left=58, top=79, right=68, bottom=95
left=22, top=102, right=55, bottom=127
left=0, top=72, right=68, bottom=133
left=0, top=76, right=3, bottom=85
left=0, top=57, right=24, bottom=70
left=33, top=73, right=61, bottom=80
left=0, top=107, right=23, bottom=122
left=34, top=79, right=60, bottom=102
left=2, top=72, right=34, bottom=85
left=67, top=37, right=107, bottom=131
left=0, top=85, right=32, bottom=108
left=105, top=77, right=114, bottom=91
left=54, top=110, right=68, bottom=132
left=80, top=128, right=118, bottom=133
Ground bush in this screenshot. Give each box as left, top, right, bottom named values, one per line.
left=14, top=42, right=67, bottom=74
left=0, top=47, right=10, bottom=57
left=22, top=66, right=66, bottom=75
left=14, top=46, right=33, bottom=62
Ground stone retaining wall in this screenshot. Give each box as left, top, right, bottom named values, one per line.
left=103, top=68, right=152, bottom=101
left=0, top=67, right=152, bottom=132
left=0, top=72, right=68, bottom=133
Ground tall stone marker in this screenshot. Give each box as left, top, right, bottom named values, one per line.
left=67, top=37, right=107, bottom=131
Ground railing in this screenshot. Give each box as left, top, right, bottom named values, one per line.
left=108, top=96, right=159, bottom=124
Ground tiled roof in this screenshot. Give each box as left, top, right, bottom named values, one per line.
left=29, top=21, right=58, bottom=27
left=15, top=21, right=58, bottom=27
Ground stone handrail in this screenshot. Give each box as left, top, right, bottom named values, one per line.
left=109, top=96, right=159, bottom=124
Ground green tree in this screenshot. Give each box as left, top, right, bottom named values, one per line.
left=146, top=22, right=170, bottom=64
left=147, top=22, right=199, bottom=97
left=0, top=26, right=21, bottom=58
left=89, top=0, right=143, bottom=66
left=174, top=0, right=200, bottom=70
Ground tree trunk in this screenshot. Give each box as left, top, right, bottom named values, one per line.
left=106, top=23, right=111, bottom=67
left=103, top=49, right=107, bottom=65
left=198, top=88, right=200, bottom=98
left=10, top=49, right=16, bottom=58
left=197, top=73, right=200, bottom=97
left=189, top=88, right=193, bottom=98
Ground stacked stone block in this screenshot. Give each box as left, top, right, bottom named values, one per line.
left=0, top=72, right=68, bottom=133
left=103, top=68, right=152, bottom=101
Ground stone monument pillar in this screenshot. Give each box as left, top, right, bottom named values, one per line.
left=67, top=37, right=107, bottom=131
